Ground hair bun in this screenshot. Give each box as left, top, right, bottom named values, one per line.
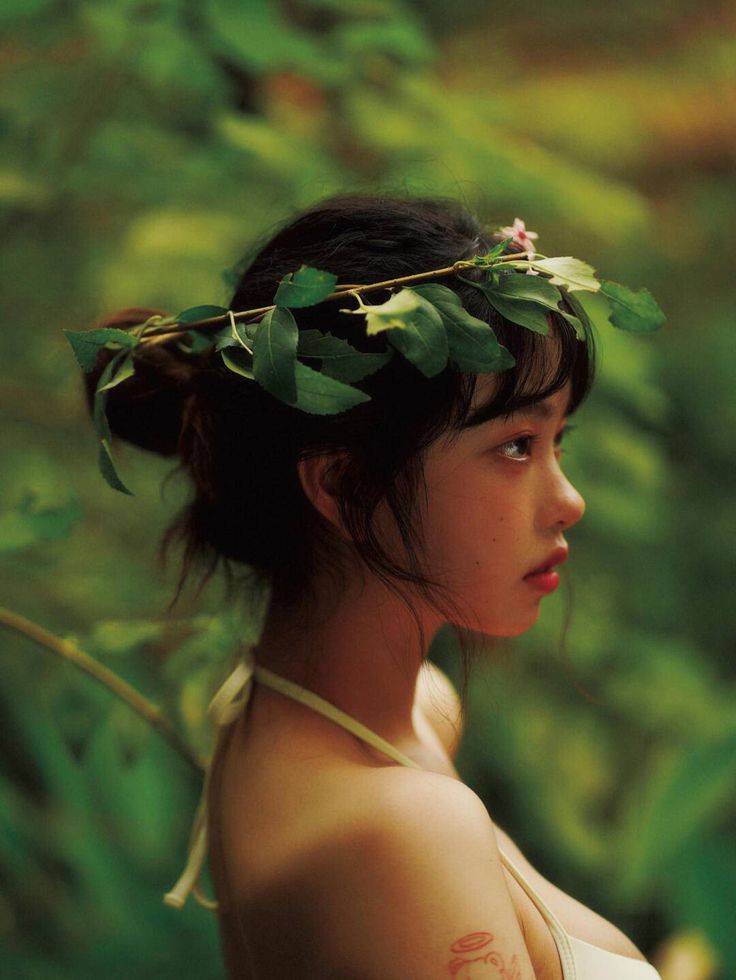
left=81, top=307, right=204, bottom=458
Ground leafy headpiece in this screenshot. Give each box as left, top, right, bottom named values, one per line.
left=65, top=219, right=664, bottom=495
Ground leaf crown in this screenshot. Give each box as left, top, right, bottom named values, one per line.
left=64, top=222, right=665, bottom=495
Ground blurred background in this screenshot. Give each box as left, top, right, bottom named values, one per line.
left=1, top=1, right=735, bottom=977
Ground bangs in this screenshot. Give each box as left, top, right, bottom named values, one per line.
left=451, top=300, right=596, bottom=431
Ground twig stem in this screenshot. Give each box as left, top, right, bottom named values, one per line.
left=137, top=253, right=535, bottom=347
left=0, top=606, right=206, bottom=774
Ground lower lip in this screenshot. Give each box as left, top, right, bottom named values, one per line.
left=523, top=569, right=560, bottom=593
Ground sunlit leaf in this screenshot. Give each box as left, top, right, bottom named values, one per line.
left=341, top=289, right=424, bottom=335
left=530, top=256, right=600, bottom=292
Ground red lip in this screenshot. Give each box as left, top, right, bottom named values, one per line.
left=525, top=546, right=569, bottom=577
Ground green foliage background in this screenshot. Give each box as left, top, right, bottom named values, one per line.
left=1, top=1, right=734, bottom=976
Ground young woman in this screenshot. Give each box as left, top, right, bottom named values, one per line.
left=86, top=194, right=663, bottom=979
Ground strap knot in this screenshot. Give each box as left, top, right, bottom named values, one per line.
left=163, top=646, right=255, bottom=912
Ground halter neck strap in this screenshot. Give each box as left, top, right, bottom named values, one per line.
left=163, top=649, right=420, bottom=910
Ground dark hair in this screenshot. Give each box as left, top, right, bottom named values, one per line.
left=83, top=193, right=595, bottom=694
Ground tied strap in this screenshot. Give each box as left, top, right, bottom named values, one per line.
left=163, top=650, right=256, bottom=911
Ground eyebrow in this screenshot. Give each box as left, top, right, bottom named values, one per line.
left=470, top=399, right=572, bottom=429
left=511, top=400, right=575, bottom=421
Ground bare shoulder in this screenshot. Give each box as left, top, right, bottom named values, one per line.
left=299, top=768, right=536, bottom=979
left=416, top=659, right=464, bottom=759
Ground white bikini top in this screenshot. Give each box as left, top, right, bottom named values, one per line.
left=164, top=650, right=662, bottom=980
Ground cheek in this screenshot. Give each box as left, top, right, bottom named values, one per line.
left=425, top=492, right=506, bottom=567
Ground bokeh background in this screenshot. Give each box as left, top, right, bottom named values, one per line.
left=1, top=1, right=735, bottom=977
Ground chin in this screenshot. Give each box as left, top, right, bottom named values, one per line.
left=484, top=606, right=541, bottom=638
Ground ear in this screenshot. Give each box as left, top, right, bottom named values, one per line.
left=296, top=452, right=351, bottom=541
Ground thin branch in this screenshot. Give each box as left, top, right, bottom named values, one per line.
left=0, top=606, right=206, bottom=775
left=136, top=254, right=532, bottom=347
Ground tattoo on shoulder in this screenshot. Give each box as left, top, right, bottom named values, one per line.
left=447, top=931, right=522, bottom=979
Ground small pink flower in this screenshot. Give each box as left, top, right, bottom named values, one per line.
left=499, top=217, right=539, bottom=274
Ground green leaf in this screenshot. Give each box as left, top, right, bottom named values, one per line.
left=463, top=238, right=513, bottom=267
left=341, top=289, right=423, bottom=335
left=407, top=283, right=462, bottom=308
left=273, top=265, right=338, bottom=308
left=298, top=329, right=392, bottom=383
left=252, top=306, right=298, bottom=402
left=387, top=291, right=448, bottom=378
left=64, top=327, right=138, bottom=372
left=0, top=489, right=83, bottom=554
left=342, top=290, right=448, bottom=378
left=185, top=330, right=215, bottom=353
left=92, top=351, right=126, bottom=443
left=411, top=285, right=515, bottom=373
left=93, top=350, right=134, bottom=495
left=492, top=273, right=564, bottom=309
left=97, top=349, right=136, bottom=392
left=529, top=256, right=600, bottom=292
left=458, top=274, right=552, bottom=334
left=482, top=294, right=551, bottom=335
left=175, top=305, right=228, bottom=324
left=221, top=346, right=255, bottom=380
left=292, top=361, right=371, bottom=414
left=600, top=280, right=666, bottom=333
left=99, top=439, right=133, bottom=495
left=213, top=318, right=257, bottom=351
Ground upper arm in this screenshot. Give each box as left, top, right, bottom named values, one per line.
left=307, top=773, right=536, bottom=979
left=417, top=660, right=464, bottom=760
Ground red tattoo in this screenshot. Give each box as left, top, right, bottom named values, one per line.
left=448, top=931, right=522, bottom=979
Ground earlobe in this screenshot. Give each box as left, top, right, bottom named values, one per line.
left=296, top=452, right=350, bottom=539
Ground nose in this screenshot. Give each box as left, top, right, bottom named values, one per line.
left=539, top=466, right=586, bottom=531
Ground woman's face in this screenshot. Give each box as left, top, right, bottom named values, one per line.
left=415, top=376, right=586, bottom=637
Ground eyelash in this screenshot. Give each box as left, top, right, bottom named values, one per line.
left=498, top=425, right=576, bottom=462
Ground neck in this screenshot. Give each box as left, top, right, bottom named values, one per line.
left=251, top=570, right=442, bottom=745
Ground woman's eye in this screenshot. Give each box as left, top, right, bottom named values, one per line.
left=497, top=425, right=574, bottom=461
left=498, top=435, right=536, bottom=461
